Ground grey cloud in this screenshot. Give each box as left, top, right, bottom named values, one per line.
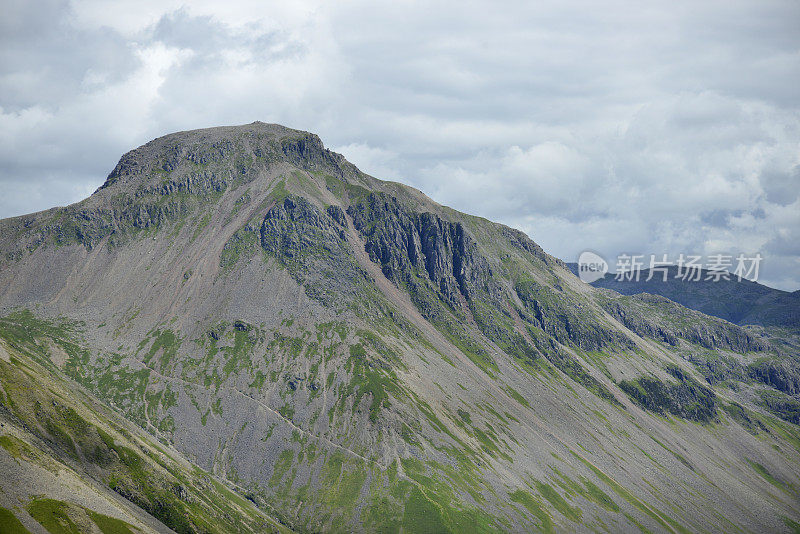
left=0, top=0, right=136, bottom=110
left=149, top=10, right=305, bottom=62
left=760, top=166, right=800, bottom=206
left=699, top=209, right=744, bottom=228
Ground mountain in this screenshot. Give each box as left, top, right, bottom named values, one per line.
left=566, top=263, right=800, bottom=331
left=1, top=122, right=799, bottom=533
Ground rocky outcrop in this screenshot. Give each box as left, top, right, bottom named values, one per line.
left=501, top=226, right=564, bottom=268
left=619, top=365, right=717, bottom=423
left=515, top=279, right=632, bottom=351
left=601, top=300, right=680, bottom=346
left=683, top=352, right=745, bottom=385
left=348, top=192, right=638, bottom=359
left=259, top=196, right=364, bottom=306
left=279, top=134, right=348, bottom=175
left=3, top=122, right=800, bottom=534
left=6, top=123, right=352, bottom=257
left=261, top=197, right=341, bottom=259
left=759, top=390, right=800, bottom=424
left=748, top=358, right=800, bottom=396
left=348, top=192, right=492, bottom=308
left=325, top=204, right=347, bottom=227
left=600, top=293, right=766, bottom=353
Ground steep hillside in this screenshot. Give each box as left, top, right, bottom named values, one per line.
left=0, top=312, right=290, bottom=533
left=1, top=122, right=799, bottom=533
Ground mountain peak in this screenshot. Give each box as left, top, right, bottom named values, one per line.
left=99, top=121, right=333, bottom=192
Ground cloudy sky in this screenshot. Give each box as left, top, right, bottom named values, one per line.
left=2, top=0, right=799, bottom=290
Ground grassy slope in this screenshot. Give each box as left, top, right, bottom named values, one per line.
left=0, top=312, right=292, bottom=534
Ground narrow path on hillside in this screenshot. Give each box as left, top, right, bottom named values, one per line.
left=131, top=355, right=475, bottom=518
left=134, top=360, right=382, bottom=467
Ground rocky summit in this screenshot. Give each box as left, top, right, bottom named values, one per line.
left=1, top=122, right=799, bottom=533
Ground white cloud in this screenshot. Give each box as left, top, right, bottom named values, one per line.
left=334, top=143, right=403, bottom=183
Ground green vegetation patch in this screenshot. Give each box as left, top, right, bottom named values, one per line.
left=619, top=365, right=716, bottom=423
left=142, top=328, right=182, bottom=370
left=388, top=457, right=500, bottom=534
left=320, top=451, right=368, bottom=514
left=0, top=506, right=31, bottom=534
left=220, top=225, right=259, bottom=271
left=551, top=467, right=619, bottom=513
left=87, top=511, right=137, bottom=534
left=270, top=179, right=290, bottom=204
left=569, top=450, right=688, bottom=533
left=25, top=497, right=138, bottom=534
left=401, top=486, right=449, bottom=534
left=0, top=309, right=89, bottom=375
left=759, top=390, right=800, bottom=425
left=784, top=516, right=800, bottom=534
left=534, top=481, right=582, bottom=522
left=747, top=459, right=789, bottom=493
left=0, top=310, right=274, bottom=534
left=340, top=347, right=405, bottom=423
left=504, top=385, right=531, bottom=409
left=191, top=211, right=212, bottom=242
left=0, top=434, right=36, bottom=463
left=26, top=498, right=81, bottom=534
left=509, top=490, right=554, bottom=533
left=720, top=401, right=766, bottom=434
left=269, top=449, right=295, bottom=488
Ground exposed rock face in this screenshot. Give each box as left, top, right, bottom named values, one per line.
left=501, top=226, right=560, bottom=267
left=325, top=204, right=347, bottom=227
left=759, top=391, right=800, bottom=424
left=2, top=123, right=348, bottom=258
left=600, top=293, right=766, bottom=353
left=601, top=299, right=680, bottom=346
left=102, top=123, right=341, bottom=191
left=514, top=279, right=632, bottom=351
left=748, top=358, right=800, bottom=396
left=258, top=195, right=366, bottom=306
left=261, top=197, right=339, bottom=259
left=684, top=351, right=746, bottom=385
left=277, top=133, right=348, bottom=172
left=348, top=192, right=492, bottom=307
left=348, top=192, right=630, bottom=357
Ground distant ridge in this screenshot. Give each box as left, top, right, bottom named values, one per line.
left=566, top=263, right=800, bottom=330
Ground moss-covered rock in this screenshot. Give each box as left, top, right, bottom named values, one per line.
left=619, top=365, right=717, bottom=423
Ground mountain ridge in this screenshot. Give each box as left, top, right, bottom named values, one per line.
left=566, top=263, right=800, bottom=331
left=1, top=122, right=799, bottom=533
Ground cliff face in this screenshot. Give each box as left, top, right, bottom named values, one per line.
left=350, top=192, right=490, bottom=304
left=1, top=122, right=799, bottom=534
